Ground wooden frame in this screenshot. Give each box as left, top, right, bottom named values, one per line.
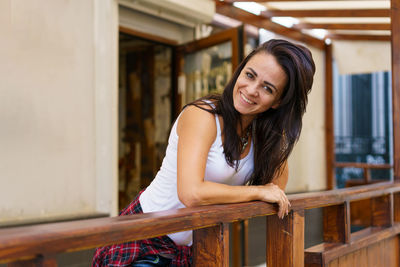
left=215, top=1, right=325, bottom=49
left=2, top=182, right=400, bottom=266
left=325, top=44, right=335, bottom=189
left=392, top=0, right=400, bottom=181
left=173, top=26, right=244, bottom=118
left=261, top=9, right=390, bottom=18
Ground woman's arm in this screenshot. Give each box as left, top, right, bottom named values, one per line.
left=272, top=161, right=289, bottom=190
left=176, top=106, right=290, bottom=218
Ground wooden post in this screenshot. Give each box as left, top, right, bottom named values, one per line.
left=325, top=43, right=335, bottom=189
left=323, top=202, right=350, bottom=243
left=232, top=222, right=242, bottom=267
left=392, top=0, right=400, bottom=181
left=266, top=210, right=305, bottom=267
left=394, top=193, right=400, bottom=222
left=193, top=223, right=229, bottom=266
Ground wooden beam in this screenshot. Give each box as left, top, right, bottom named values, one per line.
left=0, top=182, right=399, bottom=263
left=325, top=33, right=391, bottom=41
left=334, top=162, right=392, bottom=169
left=392, top=0, right=400, bottom=181
left=325, top=43, right=335, bottom=190
left=227, top=0, right=366, bottom=2
left=266, top=210, right=305, bottom=267
left=295, top=23, right=391, bottom=31
left=262, top=9, right=390, bottom=18
left=216, top=1, right=325, bottom=49
left=193, top=223, right=229, bottom=266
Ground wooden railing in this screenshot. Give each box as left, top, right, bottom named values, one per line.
left=1, top=182, right=399, bottom=267
left=334, top=162, right=393, bottom=187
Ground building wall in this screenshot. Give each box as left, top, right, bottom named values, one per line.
left=0, top=0, right=118, bottom=224
left=119, top=6, right=194, bottom=44
left=286, top=46, right=327, bottom=193
left=0, top=0, right=326, bottom=225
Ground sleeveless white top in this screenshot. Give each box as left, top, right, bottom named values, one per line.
left=139, top=107, right=254, bottom=246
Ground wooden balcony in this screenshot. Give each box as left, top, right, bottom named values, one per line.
left=0, top=181, right=399, bottom=266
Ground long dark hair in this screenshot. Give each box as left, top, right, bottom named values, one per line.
left=186, top=39, right=315, bottom=185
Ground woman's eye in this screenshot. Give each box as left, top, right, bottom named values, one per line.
left=246, top=72, right=253, bottom=79
left=263, top=86, right=273, bottom=93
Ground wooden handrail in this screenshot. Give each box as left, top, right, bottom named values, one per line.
left=333, top=162, right=393, bottom=185
left=1, top=181, right=400, bottom=266
left=334, top=162, right=392, bottom=169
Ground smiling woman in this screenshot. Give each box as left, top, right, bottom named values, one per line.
left=92, top=39, right=315, bottom=267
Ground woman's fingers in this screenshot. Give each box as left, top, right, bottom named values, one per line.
left=260, top=183, right=290, bottom=219
left=278, top=189, right=290, bottom=219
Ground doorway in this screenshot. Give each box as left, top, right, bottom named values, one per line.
left=118, top=32, right=174, bottom=209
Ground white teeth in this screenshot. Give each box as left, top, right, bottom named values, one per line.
left=240, top=92, right=254, bottom=104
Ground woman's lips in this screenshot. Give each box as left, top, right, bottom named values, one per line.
left=240, top=92, right=255, bottom=105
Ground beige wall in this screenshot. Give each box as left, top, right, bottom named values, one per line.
left=287, top=46, right=327, bottom=193
left=0, top=0, right=119, bottom=224
left=333, top=40, right=391, bottom=75
left=260, top=31, right=327, bottom=193
left=0, top=0, right=326, bottom=225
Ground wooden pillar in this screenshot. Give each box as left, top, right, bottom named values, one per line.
left=325, top=43, right=335, bottom=189
left=266, top=210, right=305, bottom=267
left=323, top=202, right=350, bottom=243
left=392, top=0, right=400, bottom=181
left=193, top=223, right=229, bottom=266
left=394, top=193, right=400, bottom=222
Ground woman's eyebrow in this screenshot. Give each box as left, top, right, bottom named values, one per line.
left=248, top=67, right=278, bottom=92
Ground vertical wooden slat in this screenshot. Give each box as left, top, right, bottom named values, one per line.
left=243, top=219, right=249, bottom=267
left=323, top=202, right=350, bottom=243
left=359, top=247, right=368, bottom=267
left=193, top=223, right=229, bottom=267
left=328, top=258, right=339, bottom=267
left=325, top=43, right=335, bottom=190
left=394, top=193, right=400, bottom=222
left=391, top=0, right=400, bottom=181
left=232, top=221, right=242, bottom=267
left=266, top=210, right=305, bottom=267
left=371, top=195, right=392, bottom=227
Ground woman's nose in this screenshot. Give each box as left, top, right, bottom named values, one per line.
left=247, top=83, right=258, bottom=96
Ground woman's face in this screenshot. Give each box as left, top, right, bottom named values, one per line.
left=233, top=52, right=287, bottom=124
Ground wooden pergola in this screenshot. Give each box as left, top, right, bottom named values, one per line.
left=216, top=0, right=399, bottom=189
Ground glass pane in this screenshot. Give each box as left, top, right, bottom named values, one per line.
left=333, top=62, right=393, bottom=188
left=182, top=41, right=232, bottom=105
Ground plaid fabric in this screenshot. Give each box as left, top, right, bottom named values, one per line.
left=92, top=191, right=192, bottom=267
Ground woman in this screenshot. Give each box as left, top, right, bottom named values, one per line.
left=93, top=39, right=315, bottom=266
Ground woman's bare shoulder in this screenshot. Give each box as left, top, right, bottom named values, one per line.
left=177, top=104, right=217, bottom=140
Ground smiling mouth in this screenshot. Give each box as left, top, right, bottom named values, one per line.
left=240, top=92, right=255, bottom=105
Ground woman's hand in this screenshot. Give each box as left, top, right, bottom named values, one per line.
left=258, top=183, right=290, bottom=219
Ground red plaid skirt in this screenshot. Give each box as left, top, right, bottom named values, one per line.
left=92, top=191, right=192, bottom=266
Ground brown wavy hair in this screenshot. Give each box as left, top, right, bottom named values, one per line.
left=186, top=39, right=315, bottom=185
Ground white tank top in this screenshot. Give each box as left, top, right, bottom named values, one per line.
left=139, top=107, right=254, bottom=246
